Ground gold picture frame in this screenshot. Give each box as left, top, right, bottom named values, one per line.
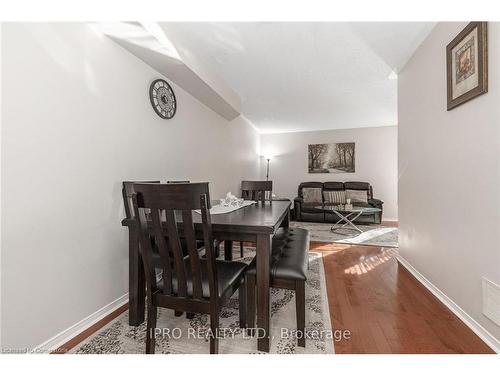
left=446, top=22, right=488, bottom=110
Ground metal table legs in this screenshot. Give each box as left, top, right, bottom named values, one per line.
left=331, top=210, right=364, bottom=233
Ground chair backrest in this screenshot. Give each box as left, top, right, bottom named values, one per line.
left=241, top=180, right=273, bottom=203
left=122, top=181, right=161, bottom=219
left=132, top=183, right=217, bottom=302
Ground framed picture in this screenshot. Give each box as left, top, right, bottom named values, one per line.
left=308, top=143, right=355, bottom=173
left=446, top=22, right=488, bottom=110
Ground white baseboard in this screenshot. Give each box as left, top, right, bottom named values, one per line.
left=382, top=217, right=398, bottom=222
left=34, top=293, right=128, bottom=353
left=397, top=255, right=500, bottom=353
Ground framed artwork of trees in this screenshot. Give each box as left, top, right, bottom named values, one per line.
left=308, top=143, right=355, bottom=173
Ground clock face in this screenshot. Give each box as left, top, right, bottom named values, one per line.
left=149, top=79, right=176, bottom=119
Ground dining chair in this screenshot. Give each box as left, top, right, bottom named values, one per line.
left=236, top=180, right=273, bottom=258
left=123, top=180, right=162, bottom=274
left=132, top=182, right=247, bottom=354
left=122, top=180, right=160, bottom=220
left=241, top=180, right=273, bottom=203
left=167, top=180, right=221, bottom=258
left=123, top=180, right=205, bottom=318
left=123, top=180, right=207, bottom=257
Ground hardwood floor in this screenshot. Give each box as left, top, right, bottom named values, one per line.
left=56, top=231, right=494, bottom=354
left=52, top=303, right=129, bottom=354
left=311, top=241, right=494, bottom=354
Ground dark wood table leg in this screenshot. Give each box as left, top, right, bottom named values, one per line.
left=128, top=227, right=145, bottom=326
left=224, top=240, right=233, bottom=261
left=215, top=240, right=221, bottom=258
left=256, top=233, right=272, bottom=352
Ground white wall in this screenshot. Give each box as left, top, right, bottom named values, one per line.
left=0, top=22, right=3, bottom=348
left=260, top=126, right=398, bottom=220
left=0, top=23, right=260, bottom=349
left=399, top=22, right=500, bottom=345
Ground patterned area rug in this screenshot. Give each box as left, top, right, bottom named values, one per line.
left=291, top=221, right=398, bottom=248
left=70, top=248, right=334, bottom=354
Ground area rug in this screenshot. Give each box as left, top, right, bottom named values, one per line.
left=291, top=221, right=398, bottom=248
left=70, top=248, right=334, bottom=354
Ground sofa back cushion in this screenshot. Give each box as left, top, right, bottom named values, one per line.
left=344, top=181, right=373, bottom=199
left=323, top=182, right=344, bottom=191
left=346, top=189, right=368, bottom=203
left=323, top=190, right=346, bottom=204
left=302, top=187, right=323, bottom=203
left=298, top=182, right=323, bottom=198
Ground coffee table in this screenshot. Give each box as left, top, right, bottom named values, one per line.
left=317, top=204, right=382, bottom=233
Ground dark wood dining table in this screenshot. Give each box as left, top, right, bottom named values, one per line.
left=121, top=200, right=291, bottom=352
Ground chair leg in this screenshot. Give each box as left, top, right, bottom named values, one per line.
left=240, top=242, right=244, bottom=258
left=146, top=303, right=157, bottom=354
left=209, top=312, right=219, bottom=354
left=238, top=282, right=246, bottom=328
left=246, top=274, right=256, bottom=335
left=295, top=280, right=305, bottom=348
left=215, top=241, right=221, bottom=258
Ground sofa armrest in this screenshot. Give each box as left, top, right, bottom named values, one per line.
left=368, top=198, right=383, bottom=208
left=293, top=197, right=303, bottom=220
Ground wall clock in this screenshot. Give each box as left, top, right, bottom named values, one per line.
left=149, top=79, right=177, bottom=119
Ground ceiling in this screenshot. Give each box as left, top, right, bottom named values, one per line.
left=161, top=22, right=435, bottom=133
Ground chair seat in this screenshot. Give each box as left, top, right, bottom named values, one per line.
left=246, top=227, right=309, bottom=281
left=156, top=258, right=247, bottom=299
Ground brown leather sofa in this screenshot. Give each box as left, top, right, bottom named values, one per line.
left=293, top=181, right=383, bottom=224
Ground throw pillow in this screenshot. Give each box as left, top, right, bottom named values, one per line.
left=323, top=190, right=346, bottom=204
left=345, top=189, right=368, bottom=203
left=302, top=187, right=323, bottom=203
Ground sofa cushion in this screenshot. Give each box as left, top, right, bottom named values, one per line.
left=346, top=189, right=368, bottom=203
left=351, top=201, right=371, bottom=208
left=323, top=190, right=346, bottom=204
left=301, top=202, right=324, bottom=213
left=298, top=182, right=323, bottom=197
left=302, top=187, right=323, bottom=203
left=323, top=182, right=344, bottom=191
left=344, top=181, right=370, bottom=191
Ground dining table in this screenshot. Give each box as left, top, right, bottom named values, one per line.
left=121, top=199, right=291, bottom=352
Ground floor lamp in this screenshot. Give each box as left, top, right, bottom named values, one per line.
left=265, top=158, right=271, bottom=181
